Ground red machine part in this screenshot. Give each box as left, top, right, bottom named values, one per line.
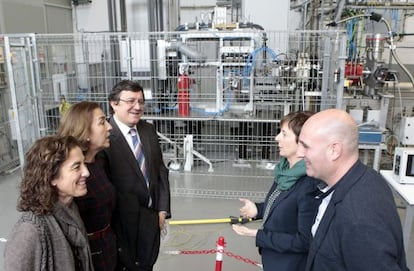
left=177, top=73, right=190, bottom=117
left=345, top=62, right=364, bottom=86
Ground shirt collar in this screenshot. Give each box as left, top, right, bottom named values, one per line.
left=113, top=115, right=134, bottom=138
left=315, top=182, right=335, bottom=199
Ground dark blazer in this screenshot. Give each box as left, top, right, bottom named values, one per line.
left=255, top=176, right=320, bottom=271
left=101, top=117, right=171, bottom=271
left=305, top=160, right=409, bottom=271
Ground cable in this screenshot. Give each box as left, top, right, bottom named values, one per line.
left=243, top=46, right=278, bottom=87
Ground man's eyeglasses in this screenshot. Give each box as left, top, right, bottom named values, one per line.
left=119, top=98, right=145, bottom=107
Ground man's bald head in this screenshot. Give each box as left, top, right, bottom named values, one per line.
left=306, top=109, right=359, bottom=155
left=297, top=109, right=359, bottom=186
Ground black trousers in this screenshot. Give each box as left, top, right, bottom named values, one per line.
left=114, top=193, right=160, bottom=271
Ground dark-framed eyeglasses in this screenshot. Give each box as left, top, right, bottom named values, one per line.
left=119, top=98, right=145, bottom=107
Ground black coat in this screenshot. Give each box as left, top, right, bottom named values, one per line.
left=100, top=118, right=171, bottom=270
left=305, top=161, right=409, bottom=271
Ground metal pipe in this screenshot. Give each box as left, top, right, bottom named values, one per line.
left=168, top=41, right=206, bottom=62
left=107, top=0, right=116, bottom=32
left=120, top=0, right=127, bottom=32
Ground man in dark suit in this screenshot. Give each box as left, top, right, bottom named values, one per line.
left=297, top=108, right=409, bottom=271
left=101, top=80, right=171, bottom=271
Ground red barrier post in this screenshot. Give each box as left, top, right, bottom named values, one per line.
left=215, top=236, right=225, bottom=271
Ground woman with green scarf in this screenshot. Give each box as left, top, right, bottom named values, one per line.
left=232, top=111, right=321, bottom=271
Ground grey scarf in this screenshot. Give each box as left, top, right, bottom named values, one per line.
left=53, top=201, right=94, bottom=271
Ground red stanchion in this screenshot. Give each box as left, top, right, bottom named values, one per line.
left=215, top=236, right=225, bottom=271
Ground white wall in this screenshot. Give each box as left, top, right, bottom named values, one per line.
left=0, top=0, right=72, bottom=34
left=243, top=0, right=289, bottom=31
left=73, top=0, right=110, bottom=32
left=180, top=0, right=216, bottom=26
left=2, top=0, right=46, bottom=33
left=73, top=0, right=170, bottom=32
left=125, top=0, right=149, bottom=32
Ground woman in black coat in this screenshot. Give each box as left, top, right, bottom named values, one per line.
left=232, top=111, right=320, bottom=271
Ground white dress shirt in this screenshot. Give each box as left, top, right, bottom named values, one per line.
left=312, top=187, right=334, bottom=237
left=113, top=115, right=136, bottom=153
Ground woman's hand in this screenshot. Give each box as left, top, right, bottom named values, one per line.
left=239, top=198, right=258, bottom=219
left=232, top=224, right=258, bottom=237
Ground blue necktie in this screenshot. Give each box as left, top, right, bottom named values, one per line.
left=130, top=128, right=149, bottom=188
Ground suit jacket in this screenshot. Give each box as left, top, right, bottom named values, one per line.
left=305, top=160, right=409, bottom=271
left=255, top=176, right=320, bottom=271
left=101, top=117, right=171, bottom=270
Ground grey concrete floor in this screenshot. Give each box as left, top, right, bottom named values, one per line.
left=1, top=168, right=414, bottom=271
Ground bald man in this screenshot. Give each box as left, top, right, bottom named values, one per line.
left=297, top=109, right=409, bottom=271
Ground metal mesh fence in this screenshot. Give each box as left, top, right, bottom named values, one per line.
left=0, top=30, right=346, bottom=178
left=0, top=47, right=19, bottom=174
left=0, top=35, right=41, bottom=173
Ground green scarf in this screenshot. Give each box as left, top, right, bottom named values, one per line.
left=274, top=157, right=306, bottom=191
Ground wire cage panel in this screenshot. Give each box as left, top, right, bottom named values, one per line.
left=0, top=50, right=19, bottom=173
left=1, top=35, right=41, bottom=171
left=3, top=29, right=346, bottom=178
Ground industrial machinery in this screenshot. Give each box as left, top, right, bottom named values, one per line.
left=157, top=25, right=342, bottom=120
left=2, top=3, right=413, bottom=174
left=142, top=20, right=345, bottom=167
left=324, top=8, right=414, bottom=148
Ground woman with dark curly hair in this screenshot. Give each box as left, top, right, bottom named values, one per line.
left=4, top=135, right=94, bottom=271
